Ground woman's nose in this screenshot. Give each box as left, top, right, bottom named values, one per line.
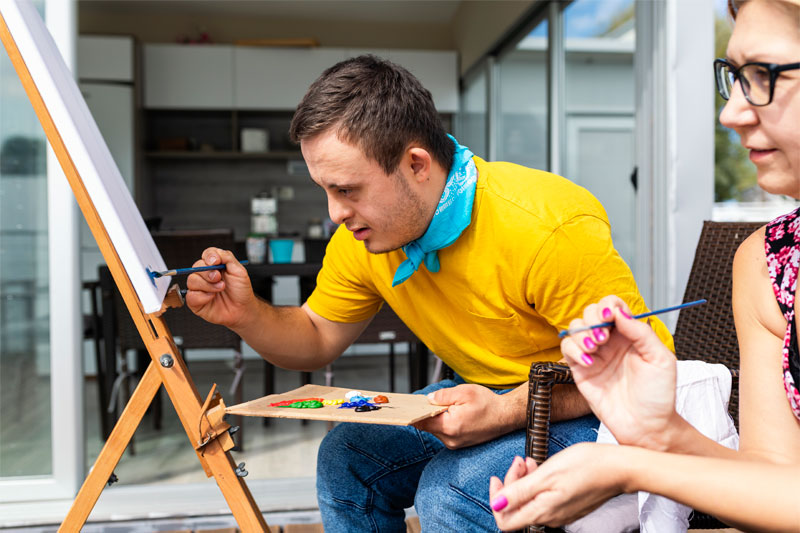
left=719, top=78, right=759, bottom=131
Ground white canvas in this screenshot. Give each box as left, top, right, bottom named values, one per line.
left=1, top=0, right=169, bottom=312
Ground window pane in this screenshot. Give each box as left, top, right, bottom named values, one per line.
left=563, top=0, right=637, bottom=268
left=495, top=18, right=548, bottom=169
left=0, top=4, right=52, bottom=477
left=458, top=66, right=487, bottom=160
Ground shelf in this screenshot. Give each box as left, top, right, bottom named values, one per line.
left=145, top=150, right=303, bottom=160
left=248, top=262, right=322, bottom=277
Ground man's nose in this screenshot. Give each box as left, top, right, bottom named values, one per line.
left=327, top=196, right=352, bottom=225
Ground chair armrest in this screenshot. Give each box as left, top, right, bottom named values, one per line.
left=526, top=362, right=575, bottom=464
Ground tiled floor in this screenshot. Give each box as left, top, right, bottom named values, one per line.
left=1, top=513, right=423, bottom=532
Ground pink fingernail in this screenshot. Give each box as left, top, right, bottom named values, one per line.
left=602, top=307, right=612, bottom=320
left=583, top=337, right=596, bottom=350
left=581, top=353, right=594, bottom=365
left=593, top=328, right=606, bottom=342
left=491, top=495, right=508, bottom=511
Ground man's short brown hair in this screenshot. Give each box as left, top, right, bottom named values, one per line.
left=289, top=55, right=454, bottom=175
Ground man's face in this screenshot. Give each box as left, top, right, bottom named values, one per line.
left=302, top=130, right=430, bottom=254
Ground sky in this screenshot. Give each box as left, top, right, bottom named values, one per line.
left=530, top=0, right=732, bottom=39
left=529, top=0, right=632, bottom=38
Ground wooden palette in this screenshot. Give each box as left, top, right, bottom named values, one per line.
left=225, top=384, right=449, bottom=426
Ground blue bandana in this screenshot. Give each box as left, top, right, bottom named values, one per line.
left=392, top=135, right=477, bottom=287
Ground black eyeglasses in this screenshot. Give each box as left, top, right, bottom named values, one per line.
left=715, top=58, right=800, bottom=106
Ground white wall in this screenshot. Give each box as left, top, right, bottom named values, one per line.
left=635, top=0, right=714, bottom=327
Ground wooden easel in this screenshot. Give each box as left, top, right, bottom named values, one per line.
left=0, top=11, right=270, bottom=533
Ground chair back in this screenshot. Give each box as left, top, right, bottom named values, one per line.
left=672, top=220, right=765, bottom=428
left=151, top=229, right=241, bottom=351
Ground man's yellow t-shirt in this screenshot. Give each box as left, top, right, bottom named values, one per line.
left=307, top=156, right=674, bottom=389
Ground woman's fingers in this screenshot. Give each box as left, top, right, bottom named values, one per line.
left=561, top=316, right=598, bottom=367
left=503, top=456, right=528, bottom=486
left=561, top=335, right=594, bottom=368
left=490, top=475, right=504, bottom=496
left=489, top=475, right=504, bottom=511
left=492, top=470, right=546, bottom=524
left=612, top=307, right=674, bottom=367
left=560, top=295, right=639, bottom=368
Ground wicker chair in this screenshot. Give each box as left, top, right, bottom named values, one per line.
left=524, top=220, right=764, bottom=532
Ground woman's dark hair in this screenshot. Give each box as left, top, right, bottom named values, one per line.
left=289, top=55, right=454, bottom=175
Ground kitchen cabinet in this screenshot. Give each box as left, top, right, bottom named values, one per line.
left=144, top=44, right=234, bottom=109
left=78, top=35, right=134, bottom=82
left=144, top=44, right=458, bottom=112
left=234, top=47, right=347, bottom=110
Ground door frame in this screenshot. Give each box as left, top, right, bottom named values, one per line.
left=0, top=0, right=83, bottom=502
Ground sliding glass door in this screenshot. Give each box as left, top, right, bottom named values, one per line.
left=0, top=0, right=82, bottom=503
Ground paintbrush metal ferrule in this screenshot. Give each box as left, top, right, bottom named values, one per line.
left=557, top=298, right=707, bottom=338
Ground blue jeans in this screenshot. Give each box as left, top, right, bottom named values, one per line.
left=316, top=379, right=599, bottom=532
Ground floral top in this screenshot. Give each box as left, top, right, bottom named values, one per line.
left=765, top=207, right=800, bottom=421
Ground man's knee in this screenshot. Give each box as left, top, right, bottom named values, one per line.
left=414, top=449, right=494, bottom=525
left=318, top=422, right=436, bottom=487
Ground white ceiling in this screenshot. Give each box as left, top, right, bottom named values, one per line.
left=79, top=0, right=463, bottom=24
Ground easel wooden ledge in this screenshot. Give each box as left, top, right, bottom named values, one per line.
left=0, top=9, right=270, bottom=532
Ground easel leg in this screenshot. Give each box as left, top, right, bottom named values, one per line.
left=60, top=362, right=161, bottom=531
left=149, top=342, right=269, bottom=532
left=60, top=357, right=270, bottom=532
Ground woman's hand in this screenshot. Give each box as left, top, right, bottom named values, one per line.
left=490, top=443, right=628, bottom=531
left=559, top=296, right=682, bottom=450
left=185, top=247, right=257, bottom=330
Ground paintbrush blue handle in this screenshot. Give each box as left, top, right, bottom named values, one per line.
left=557, top=298, right=707, bottom=338
left=151, top=260, right=250, bottom=278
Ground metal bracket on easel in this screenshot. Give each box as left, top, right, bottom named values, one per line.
left=195, top=383, right=235, bottom=455
left=152, top=283, right=185, bottom=317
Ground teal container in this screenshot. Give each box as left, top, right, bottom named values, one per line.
left=269, top=239, right=294, bottom=263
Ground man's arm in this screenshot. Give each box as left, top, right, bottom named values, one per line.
left=186, top=247, right=369, bottom=370
left=234, top=301, right=370, bottom=370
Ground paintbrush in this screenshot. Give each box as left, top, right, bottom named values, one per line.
left=557, top=298, right=707, bottom=338
left=149, top=260, right=250, bottom=279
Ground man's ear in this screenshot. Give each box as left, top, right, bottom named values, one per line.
left=408, top=146, right=432, bottom=183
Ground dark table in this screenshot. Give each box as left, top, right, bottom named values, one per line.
left=247, top=262, right=430, bottom=394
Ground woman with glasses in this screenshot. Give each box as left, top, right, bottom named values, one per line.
left=490, top=1, right=800, bottom=531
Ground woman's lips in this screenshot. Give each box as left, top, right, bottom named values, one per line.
left=749, top=148, right=777, bottom=163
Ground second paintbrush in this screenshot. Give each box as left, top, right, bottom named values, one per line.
left=557, top=298, right=707, bottom=338
left=150, top=260, right=250, bottom=279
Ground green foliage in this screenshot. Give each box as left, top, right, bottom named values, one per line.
left=714, top=16, right=757, bottom=201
